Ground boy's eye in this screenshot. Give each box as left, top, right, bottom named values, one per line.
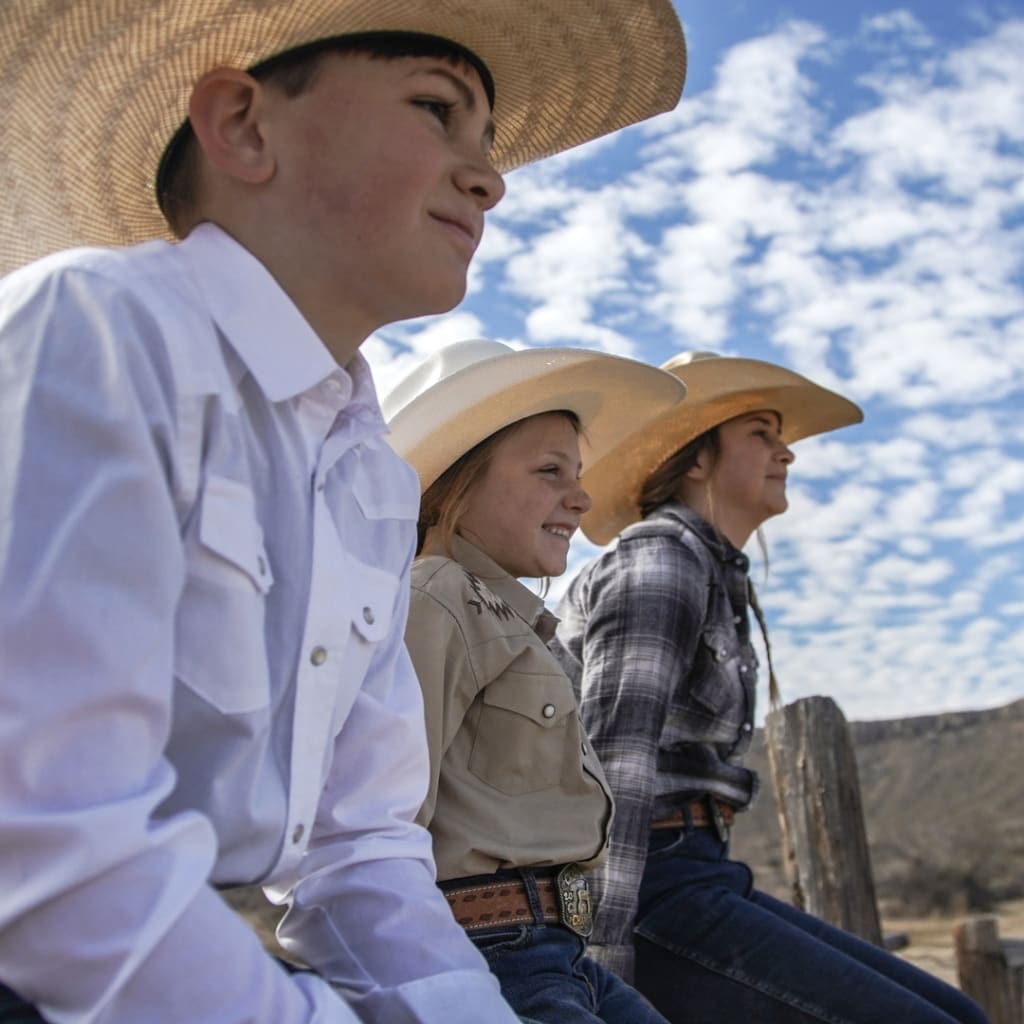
left=415, top=98, right=455, bottom=126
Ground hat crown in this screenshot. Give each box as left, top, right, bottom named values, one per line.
left=381, top=339, right=513, bottom=421
left=660, top=350, right=721, bottom=374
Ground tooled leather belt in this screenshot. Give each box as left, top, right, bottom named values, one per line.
left=650, top=797, right=736, bottom=840
left=441, top=864, right=593, bottom=937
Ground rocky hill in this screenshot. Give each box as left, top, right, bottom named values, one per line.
left=731, top=697, right=1024, bottom=917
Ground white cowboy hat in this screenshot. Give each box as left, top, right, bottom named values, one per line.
left=382, top=339, right=688, bottom=494
left=0, top=0, right=687, bottom=275
left=580, top=350, right=864, bottom=545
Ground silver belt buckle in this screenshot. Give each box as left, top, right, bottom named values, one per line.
left=710, top=799, right=731, bottom=843
left=556, top=863, right=593, bottom=938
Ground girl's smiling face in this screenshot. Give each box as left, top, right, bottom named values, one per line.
left=458, top=412, right=591, bottom=579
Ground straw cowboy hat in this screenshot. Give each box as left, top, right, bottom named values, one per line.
left=382, top=339, right=688, bottom=494
left=580, top=350, right=864, bottom=545
left=0, top=0, right=687, bottom=276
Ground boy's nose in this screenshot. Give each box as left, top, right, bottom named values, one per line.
left=457, top=160, right=505, bottom=210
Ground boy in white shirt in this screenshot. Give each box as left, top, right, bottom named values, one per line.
left=0, top=2, right=685, bottom=1022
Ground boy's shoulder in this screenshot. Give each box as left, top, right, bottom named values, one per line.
left=4, top=238, right=175, bottom=291
left=2, top=238, right=206, bottom=348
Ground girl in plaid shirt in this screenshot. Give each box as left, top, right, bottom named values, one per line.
left=551, top=352, right=988, bottom=1023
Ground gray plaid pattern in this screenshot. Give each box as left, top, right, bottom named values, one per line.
left=551, top=502, right=760, bottom=979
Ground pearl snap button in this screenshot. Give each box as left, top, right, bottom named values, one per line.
left=542, top=704, right=556, bottom=718
left=310, top=646, right=327, bottom=666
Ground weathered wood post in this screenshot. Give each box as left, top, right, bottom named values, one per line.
left=954, top=916, right=1024, bottom=1024
left=765, top=695, right=883, bottom=945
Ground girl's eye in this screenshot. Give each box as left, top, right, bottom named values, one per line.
left=415, top=98, right=455, bottom=126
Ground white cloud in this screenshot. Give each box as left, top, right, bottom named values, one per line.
left=375, top=9, right=1024, bottom=723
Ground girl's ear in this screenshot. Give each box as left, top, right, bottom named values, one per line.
left=685, top=448, right=712, bottom=483
left=187, top=67, right=276, bottom=185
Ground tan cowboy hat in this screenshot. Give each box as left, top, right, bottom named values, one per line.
left=0, top=0, right=687, bottom=276
left=580, top=350, right=864, bottom=545
left=382, top=339, right=687, bottom=494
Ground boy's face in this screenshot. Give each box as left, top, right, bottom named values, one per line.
left=265, top=51, right=504, bottom=332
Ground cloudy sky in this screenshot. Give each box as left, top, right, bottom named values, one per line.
left=369, top=0, right=1024, bottom=724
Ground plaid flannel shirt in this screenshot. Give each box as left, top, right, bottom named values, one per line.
left=550, top=502, right=759, bottom=981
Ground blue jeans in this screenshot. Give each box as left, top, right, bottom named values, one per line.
left=633, top=827, right=989, bottom=1023
left=0, top=984, right=44, bottom=1023
left=472, top=871, right=669, bottom=1024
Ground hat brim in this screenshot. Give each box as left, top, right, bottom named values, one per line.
left=0, top=0, right=686, bottom=274
left=387, top=348, right=687, bottom=494
left=580, top=358, right=864, bottom=545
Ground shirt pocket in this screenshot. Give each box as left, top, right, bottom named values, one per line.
left=689, top=624, right=738, bottom=716
left=174, top=475, right=273, bottom=714
left=469, top=673, right=572, bottom=795
left=331, top=558, right=399, bottom=712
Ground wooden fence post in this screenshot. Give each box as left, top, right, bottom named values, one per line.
left=955, top=916, right=1024, bottom=1024
left=765, top=695, right=883, bottom=945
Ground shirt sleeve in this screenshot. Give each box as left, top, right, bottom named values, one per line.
left=271, top=566, right=518, bottom=1024
left=573, top=534, right=708, bottom=982
left=404, top=584, right=480, bottom=827
left=0, top=264, right=360, bottom=1022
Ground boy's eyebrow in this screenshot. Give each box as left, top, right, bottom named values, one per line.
left=411, top=66, right=497, bottom=150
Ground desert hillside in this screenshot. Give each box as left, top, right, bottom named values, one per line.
left=731, top=697, right=1024, bottom=918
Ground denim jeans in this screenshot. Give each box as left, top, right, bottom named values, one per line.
left=0, top=984, right=44, bottom=1023
left=633, top=827, right=989, bottom=1024
left=472, top=870, right=669, bottom=1024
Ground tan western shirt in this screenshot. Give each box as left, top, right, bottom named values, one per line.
left=407, top=536, right=613, bottom=881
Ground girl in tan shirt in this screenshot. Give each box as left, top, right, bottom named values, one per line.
left=382, top=338, right=686, bottom=1024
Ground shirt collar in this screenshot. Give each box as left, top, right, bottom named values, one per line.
left=174, top=223, right=338, bottom=403
left=443, top=535, right=560, bottom=642
left=655, top=501, right=749, bottom=571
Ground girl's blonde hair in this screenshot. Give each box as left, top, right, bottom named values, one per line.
left=417, top=410, right=581, bottom=556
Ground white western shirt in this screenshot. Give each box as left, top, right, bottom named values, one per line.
left=0, top=224, right=517, bottom=1024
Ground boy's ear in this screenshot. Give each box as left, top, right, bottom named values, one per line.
left=187, top=67, right=276, bottom=185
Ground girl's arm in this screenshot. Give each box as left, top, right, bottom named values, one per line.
left=574, top=533, right=708, bottom=981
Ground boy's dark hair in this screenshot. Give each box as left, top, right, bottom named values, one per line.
left=156, top=31, right=495, bottom=237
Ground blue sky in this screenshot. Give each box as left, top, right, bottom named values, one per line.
left=368, top=2, right=1024, bottom=723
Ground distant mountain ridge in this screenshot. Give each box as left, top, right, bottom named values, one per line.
left=731, top=697, right=1024, bottom=917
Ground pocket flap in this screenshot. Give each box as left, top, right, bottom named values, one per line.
left=480, top=674, right=573, bottom=727
left=199, top=475, right=273, bottom=593
left=349, top=561, right=397, bottom=643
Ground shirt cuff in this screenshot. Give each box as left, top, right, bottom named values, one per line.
left=339, top=969, right=519, bottom=1024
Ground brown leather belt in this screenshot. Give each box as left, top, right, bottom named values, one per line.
left=441, top=864, right=593, bottom=938
left=651, top=798, right=736, bottom=833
